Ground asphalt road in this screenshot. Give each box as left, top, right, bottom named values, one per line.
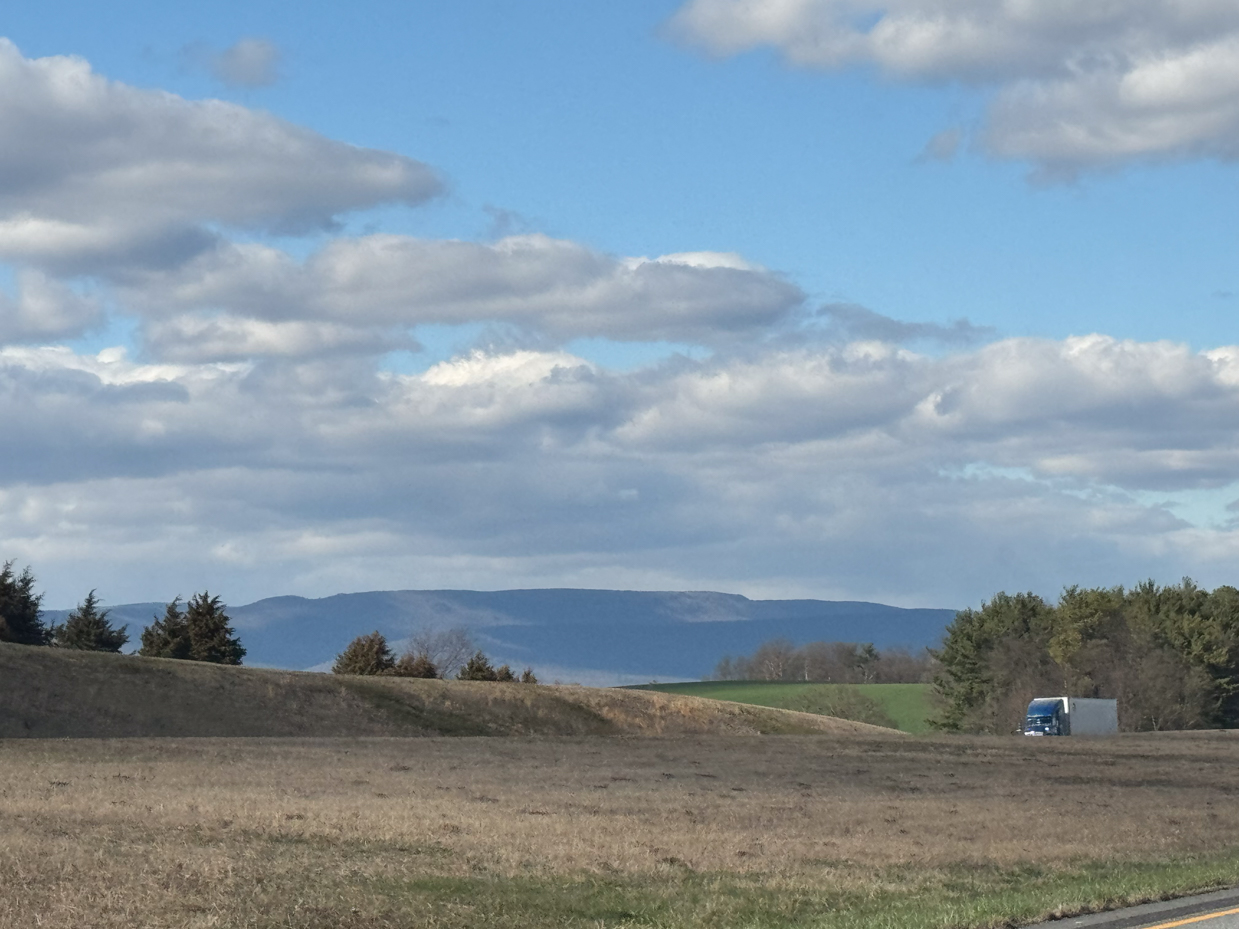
left=1025, top=889, right=1239, bottom=929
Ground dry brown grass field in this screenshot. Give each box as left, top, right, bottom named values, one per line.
left=4, top=732, right=1239, bottom=928
left=0, top=642, right=886, bottom=739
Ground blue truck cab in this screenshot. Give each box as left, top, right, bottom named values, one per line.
left=1024, top=697, right=1066, bottom=736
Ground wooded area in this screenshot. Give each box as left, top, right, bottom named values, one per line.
left=712, top=640, right=932, bottom=684
left=932, top=579, right=1239, bottom=733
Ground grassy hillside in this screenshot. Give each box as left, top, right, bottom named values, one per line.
left=0, top=642, right=899, bottom=739
left=631, top=681, right=935, bottom=733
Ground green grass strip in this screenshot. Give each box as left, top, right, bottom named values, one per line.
left=634, top=682, right=934, bottom=734
left=352, top=851, right=1239, bottom=929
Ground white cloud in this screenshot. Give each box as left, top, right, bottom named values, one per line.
left=669, top=0, right=1239, bottom=170
left=0, top=39, right=440, bottom=272
left=210, top=38, right=281, bottom=88
left=118, top=234, right=806, bottom=355
left=1, top=37, right=1234, bottom=613
left=0, top=270, right=102, bottom=342
left=144, top=316, right=412, bottom=362
left=5, top=333, right=1239, bottom=607
left=0, top=41, right=800, bottom=360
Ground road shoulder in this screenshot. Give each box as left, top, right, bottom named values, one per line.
left=1024, top=887, right=1239, bottom=929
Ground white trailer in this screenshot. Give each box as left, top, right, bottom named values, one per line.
left=1024, top=697, right=1118, bottom=736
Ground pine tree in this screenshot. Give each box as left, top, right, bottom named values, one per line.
left=185, top=592, right=245, bottom=665
left=333, top=631, right=396, bottom=675
left=494, top=664, right=517, bottom=682
left=457, top=651, right=499, bottom=681
left=139, top=598, right=192, bottom=659
left=0, top=561, right=48, bottom=646
left=51, top=590, right=129, bottom=652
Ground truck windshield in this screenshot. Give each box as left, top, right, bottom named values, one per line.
left=1026, top=716, right=1054, bottom=726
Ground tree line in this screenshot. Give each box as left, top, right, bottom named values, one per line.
left=332, top=629, right=537, bottom=683
left=931, top=579, right=1239, bottom=733
left=0, top=561, right=244, bottom=664
left=712, top=639, right=933, bottom=684
left=2, top=560, right=532, bottom=682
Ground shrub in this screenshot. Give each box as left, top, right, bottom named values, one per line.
left=455, top=652, right=534, bottom=682
left=786, top=685, right=899, bottom=729
left=392, top=651, right=439, bottom=678
left=333, top=631, right=395, bottom=675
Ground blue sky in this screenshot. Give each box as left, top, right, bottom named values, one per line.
left=3, top=1, right=1239, bottom=609
left=12, top=1, right=1237, bottom=347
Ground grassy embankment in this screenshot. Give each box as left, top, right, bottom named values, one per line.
left=0, top=641, right=888, bottom=739
left=632, top=681, right=935, bottom=733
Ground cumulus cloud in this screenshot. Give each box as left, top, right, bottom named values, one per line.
left=0, top=270, right=102, bottom=343
left=0, top=39, right=440, bottom=273
left=669, top=0, right=1239, bottom=171
left=117, top=234, right=806, bottom=355
left=2, top=37, right=1235, bottom=611
left=5, top=333, right=1239, bottom=606
left=143, top=315, right=413, bottom=362
left=210, top=38, right=281, bottom=88
left=0, top=41, right=802, bottom=360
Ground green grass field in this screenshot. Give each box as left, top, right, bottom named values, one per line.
left=629, top=681, right=935, bottom=733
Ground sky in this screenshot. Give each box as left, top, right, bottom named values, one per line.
left=2, top=0, right=1239, bottom=610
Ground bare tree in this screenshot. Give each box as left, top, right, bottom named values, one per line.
left=405, top=626, right=474, bottom=679
left=750, top=639, right=798, bottom=680
left=716, top=640, right=934, bottom=684
left=872, top=647, right=934, bottom=684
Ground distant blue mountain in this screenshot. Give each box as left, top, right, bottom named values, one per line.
left=44, top=589, right=957, bottom=684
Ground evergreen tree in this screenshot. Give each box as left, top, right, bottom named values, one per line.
left=457, top=651, right=499, bottom=681
left=333, top=631, right=396, bottom=675
left=139, top=598, right=192, bottom=659
left=930, top=591, right=1055, bottom=732
left=51, top=590, right=129, bottom=652
left=185, top=592, right=245, bottom=665
left=855, top=643, right=880, bottom=683
left=139, top=593, right=244, bottom=664
left=0, top=561, right=48, bottom=646
left=520, top=668, right=538, bottom=684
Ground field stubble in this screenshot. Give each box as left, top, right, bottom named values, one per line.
left=3, top=732, right=1239, bottom=928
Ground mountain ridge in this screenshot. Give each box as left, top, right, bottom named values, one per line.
left=43, top=587, right=958, bottom=684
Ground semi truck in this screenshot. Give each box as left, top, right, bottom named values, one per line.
left=1023, top=697, right=1118, bottom=736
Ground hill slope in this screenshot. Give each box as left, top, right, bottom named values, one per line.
left=632, top=681, right=935, bottom=733
left=42, top=588, right=956, bottom=682
left=0, top=642, right=898, bottom=739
